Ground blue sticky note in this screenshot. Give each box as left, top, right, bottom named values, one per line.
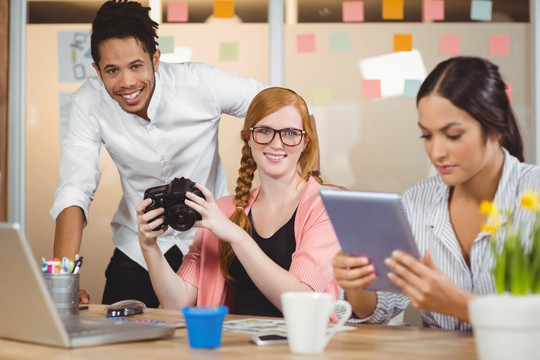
left=330, top=32, right=350, bottom=53
left=403, top=79, right=422, bottom=98
left=470, top=0, right=492, bottom=21
left=158, top=36, right=175, bottom=54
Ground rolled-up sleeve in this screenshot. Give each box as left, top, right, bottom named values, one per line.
left=344, top=290, right=409, bottom=324
left=49, top=99, right=103, bottom=225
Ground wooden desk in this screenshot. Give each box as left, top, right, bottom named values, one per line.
left=0, top=304, right=477, bottom=359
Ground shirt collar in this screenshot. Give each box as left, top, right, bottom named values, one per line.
left=492, top=148, right=520, bottom=211
left=426, top=176, right=449, bottom=232
left=426, top=148, right=518, bottom=229
left=146, top=70, right=162, bottom=121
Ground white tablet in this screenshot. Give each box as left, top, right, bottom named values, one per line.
left=320, top=189, right=420, bottom=293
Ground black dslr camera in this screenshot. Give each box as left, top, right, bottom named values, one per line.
left=143, top=177, right=205, bottom=231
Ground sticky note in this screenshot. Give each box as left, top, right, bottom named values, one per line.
left=214, top=0, right=234, bottom=18
left=403, top=79, right=422, bottom=98
left=505, top=82, right=512, bottom=103
left=342, top=1, right=364, bottom=22
left=359, top=49, right=427, bottom=98
left=158, top=36, right=174, bottom=54
left=167, top=2, right=188, bottom=22
left=489, top=35, right=510, bottom=56
left=423, top=0, right=444, bottom=21
left=297, top=34, right=317, bottom=54
left=312, top=87, right=332, bottom=107
left=382, top=0, right=404, bottom=20
left=362, top=79, right=382, bottom=99
left=219, top=42, right=238, bottom=61
left=439, top=34, right=461, bottom=55
left=330, top=32, right=350, bottom=52
left=160, top=46, right=193, bottom=63
left=394, top=34, right=413, bottom=52
left=471, top=0, right=492, bottom=21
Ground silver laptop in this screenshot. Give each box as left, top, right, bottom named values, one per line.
left=320, top=189, right=420, bottom=293
left=0, top=223, right=174, bottom=348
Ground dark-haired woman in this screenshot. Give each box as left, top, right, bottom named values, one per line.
left=332, top=56, right=540, bottom=330
left=137, top=87, right=340, bottom=317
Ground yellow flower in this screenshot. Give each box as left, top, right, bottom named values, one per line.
left=480, top=200, right=499, bottom=217
left=480, top=200, right=502, bottom=234
left=482, top=223, right=500, bottom=234
left=521, top=190, right=540, bottom=212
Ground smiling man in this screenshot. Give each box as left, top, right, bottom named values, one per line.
left=50, top=0, right=267, bottom=307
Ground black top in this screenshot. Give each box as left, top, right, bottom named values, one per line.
left=230, top=209, right=297, bottom=317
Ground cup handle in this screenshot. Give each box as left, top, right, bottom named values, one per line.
left=324, top=300, right=353, bottom=345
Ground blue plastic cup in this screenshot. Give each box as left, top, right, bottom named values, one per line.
left=182, top=306, right=228, bottom=348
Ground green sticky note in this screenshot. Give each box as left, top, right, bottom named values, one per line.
left=220, top=42, right=239, bottom=61
left=312, top=87, right=332, bottom=107
left=330, top=32, right=350, bottom=53
left=158, top=36, right=174, bottom=54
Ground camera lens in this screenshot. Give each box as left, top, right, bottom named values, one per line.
left=167, top=204, right=196, bottom=231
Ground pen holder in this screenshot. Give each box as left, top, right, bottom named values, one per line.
left=43, top=273, right=80, bottom=316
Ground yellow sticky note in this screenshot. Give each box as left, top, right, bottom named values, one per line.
left=214, top=0, right=234, bottom=18
left=382, top=0, right=404, bottom=20
left=220, top=42, right=238, bottom=61
left=393, top=34, right=412, bottom=52
left=312, top=87, right=332, bottom=107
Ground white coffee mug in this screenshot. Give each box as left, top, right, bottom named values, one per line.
left=281, top=291, right=353, bottom=354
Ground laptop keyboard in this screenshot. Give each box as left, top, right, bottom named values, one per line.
left=63, top=317, right=120, bottom=338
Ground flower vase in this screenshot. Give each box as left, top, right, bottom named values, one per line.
left=468, top=294, right=540, bottom=360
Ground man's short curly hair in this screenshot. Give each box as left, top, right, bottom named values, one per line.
left=91, top=0, right=159, bottom=66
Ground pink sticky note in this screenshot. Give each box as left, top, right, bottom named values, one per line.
left=167, top=2, right=188, bottom=22
left=439, top=34, right=461, bottom=55
left=489, top=35, right=510, bottom=56
left=342, top=1, right=364, bottom=22
left=297, top=34, right=317, bottom=53
left=423, top=0, right=445, bottom=21
left=362, top=79, right=382, bottom=99
left=505, top=82, right=512, bottom=103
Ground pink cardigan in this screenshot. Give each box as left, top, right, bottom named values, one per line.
left=178, top=177, right=340, bottom=311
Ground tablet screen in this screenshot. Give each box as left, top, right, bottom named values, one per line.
left=320, top=189, right=420, bottom=293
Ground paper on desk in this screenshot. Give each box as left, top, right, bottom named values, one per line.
left=106, top=317, right=186, bottom=328
left=222, top=318, right=355, bottom=336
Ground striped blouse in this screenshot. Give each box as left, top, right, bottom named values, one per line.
left=347, top=149, right=540, bottom=330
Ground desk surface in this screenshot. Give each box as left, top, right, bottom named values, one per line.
left=0, top=304, right=477, bottom=360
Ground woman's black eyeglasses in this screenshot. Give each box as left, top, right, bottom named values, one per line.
left=250, top=126, right=306, bottom=147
